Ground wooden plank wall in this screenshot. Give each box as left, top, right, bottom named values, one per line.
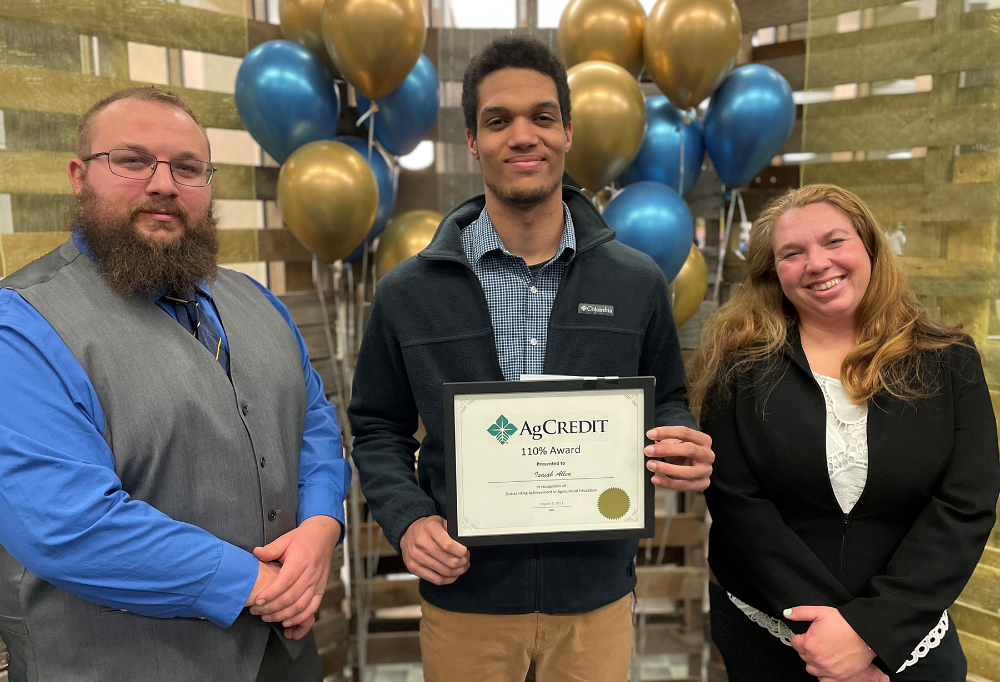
left=800, top=1, right=1000, bottom=679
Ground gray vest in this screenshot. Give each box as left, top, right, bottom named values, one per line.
left=0, top=241, right=307, bottom=682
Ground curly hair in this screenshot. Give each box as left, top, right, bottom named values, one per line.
left=461, top=35, right=571, bottom=138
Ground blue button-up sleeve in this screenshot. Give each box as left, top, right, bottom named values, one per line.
left=246, top=278, right=350, bottom=541
left=0, top=289, right=259, bottom=627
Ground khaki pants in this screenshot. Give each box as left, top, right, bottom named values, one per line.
left=419, top=595, right=633, bottom=682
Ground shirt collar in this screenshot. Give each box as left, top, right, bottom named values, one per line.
left=72, top=225, right=212, bottom=300
left=464, top=203, right=577, bottom=266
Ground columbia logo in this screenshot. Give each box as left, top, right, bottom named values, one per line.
left=578, top=303, right=614, bottom=316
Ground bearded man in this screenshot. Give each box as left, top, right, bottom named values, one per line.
left=0, top=88, right=349, bottom=682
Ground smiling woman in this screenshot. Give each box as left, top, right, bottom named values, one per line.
left=690, top=184, right=999, bottom=682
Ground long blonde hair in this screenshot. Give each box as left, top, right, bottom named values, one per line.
left=688, top=184, right=964, bottom=417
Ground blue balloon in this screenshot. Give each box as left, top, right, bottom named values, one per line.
left=336, top=136, right=399, bottom=262
left=235, top=40, right=340, bottom=164
left=620, top=96, right=704, bottom=197
left=703, top=64, right=795, bottom=188
left=603, top=181, right=694, bottom=283
left=356, top=54, right=439, bottom=157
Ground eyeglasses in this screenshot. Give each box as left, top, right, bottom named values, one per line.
left=82, top=148, right=216, bottom=187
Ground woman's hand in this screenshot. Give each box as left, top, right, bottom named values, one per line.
left=785, top=605, right=876, bottom=680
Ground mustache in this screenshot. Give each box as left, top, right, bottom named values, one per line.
left=128, top=198, right=190, bottom=223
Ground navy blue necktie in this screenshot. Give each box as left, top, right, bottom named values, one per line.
left=160, top=294, right=231, bottom=376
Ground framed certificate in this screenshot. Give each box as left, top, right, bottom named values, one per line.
left=444, top=376, right=655, bottom=546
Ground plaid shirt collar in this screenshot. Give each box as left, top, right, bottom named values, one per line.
left=463, top=202, right=577, bottom=266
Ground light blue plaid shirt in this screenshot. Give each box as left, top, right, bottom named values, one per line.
left=461, top=204, right=576, bottom=381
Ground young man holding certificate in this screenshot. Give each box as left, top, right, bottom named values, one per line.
left=348, top=36, right=714, bottom=681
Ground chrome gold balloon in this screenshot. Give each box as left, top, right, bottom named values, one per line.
left=669, top=244, right=708, bottom=327
left=279, top=0, right=337, bottom=72
left=557, top=0, right=646, bottom=77
left=321, top=0, right=427, bottom=100
left=643, top=0, right=742, bottom=109
left=277, top=140, right=379, bottom=263
left=375, top=210, right=443, bottom=279
left=564, top=61, right=646, bottom=191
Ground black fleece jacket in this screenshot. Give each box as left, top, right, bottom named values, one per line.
left=348, top=187, right=697, bottom=614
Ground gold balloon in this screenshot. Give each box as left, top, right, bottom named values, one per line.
left=669, top=244, right=708, bottom=327
left=375, top=210, right=443, bottom=279
left=558, top=0, right=646, bottom=77
left=644, top=0, right=742, bottom=109
left=564, top=61, right=646, bottom=191
left=279, top=0, right=338, bottom=72
left=321, top=0, right=427, bottom=100
left=277, top=141, right=379, bottom=263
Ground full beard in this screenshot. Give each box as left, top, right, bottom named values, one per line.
left=486, top=174, right=562, bottom=206
left=75, top=184, right=219, bottom=298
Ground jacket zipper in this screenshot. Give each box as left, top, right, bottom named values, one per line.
left=533, top=544, right=541, bottom=612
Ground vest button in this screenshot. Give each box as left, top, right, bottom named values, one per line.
left=241, top=404, right=249, bottom=416
left=267, top=510, right=277, bottom=521
left=259, top=457, right=266, bottom=468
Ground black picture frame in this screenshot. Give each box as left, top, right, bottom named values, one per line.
left=444, top=376, right=656, bottom=547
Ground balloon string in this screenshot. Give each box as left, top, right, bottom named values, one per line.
left=356, top=100, right=378, bottom=127
left=713, top=187, right=743, bottom=303
left=678, top=118, right=686, bottom=197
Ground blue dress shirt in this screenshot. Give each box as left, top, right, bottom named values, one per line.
left=0, top=236, right=350, bottom=627
left=460, top=204, right=576, bottom=380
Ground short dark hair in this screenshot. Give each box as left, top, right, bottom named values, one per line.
left=461, top=35, right=571, bottom=138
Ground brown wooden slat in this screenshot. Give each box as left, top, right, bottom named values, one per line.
left=952, top=602, right=1000, bottom=647
left=960, top=564, right=1000, bottom=615
left=0, top=0, right=255, bottom=58
left=0, top=151, right=260, bottom=201
left=806, top=182, right=1000, bottom=224
left=0, top=228, right=320, bottom=277
left=634, top=566, right=707, bottom=600
left=362, top=631, right=422, bottom=664
left=801, top=158, right=925, bottom=188
left=959, top=629, right=1000, bottom=681
left=803, top=101, right=998, bottom=152
left=806, top=20, right=999, bottom=88
left=634, top=623, right=704, bottom=656
left=353, top=577, right=422, bottom=612
left=955, top=152, right=1000, bottom=185
left=319, top=642, right=349, bottom=678
left=735, top=0, right=809, bottom=32
left=640, top=513, right=707, bottom=549
left=810, top=0, right=919, bottom=20
left=0, top=64, right=242, bottom=129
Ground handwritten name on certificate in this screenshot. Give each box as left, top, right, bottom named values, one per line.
left=451, top=386, right=647, bottom=542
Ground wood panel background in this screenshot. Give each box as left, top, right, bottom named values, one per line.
left=800, top=1, right=1000, bottom=679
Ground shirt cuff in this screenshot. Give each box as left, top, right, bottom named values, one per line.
left=298, top=485, right=347, bottom=546
left=185, top=541, right=259, bottom=627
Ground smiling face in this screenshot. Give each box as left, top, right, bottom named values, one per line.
left=772, top=202, right=872, bottom=327
left=467, top=67, right=573, bottom=206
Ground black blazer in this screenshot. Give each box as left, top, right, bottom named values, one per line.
left=702, top=332, right=999, bottom=674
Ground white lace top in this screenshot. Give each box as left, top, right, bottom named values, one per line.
left=727, top=372, right=948, bottom=673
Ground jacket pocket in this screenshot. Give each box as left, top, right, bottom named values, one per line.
left=547, top=326, right=643, bottom=376
left=0, top=612, right=27, bottom=636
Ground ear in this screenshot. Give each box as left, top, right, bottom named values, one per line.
left=564, top=122, right=573, bottom=154
left=68, top=158, right=87, bottom=195
left=466, top=129, right=478, bottom=160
